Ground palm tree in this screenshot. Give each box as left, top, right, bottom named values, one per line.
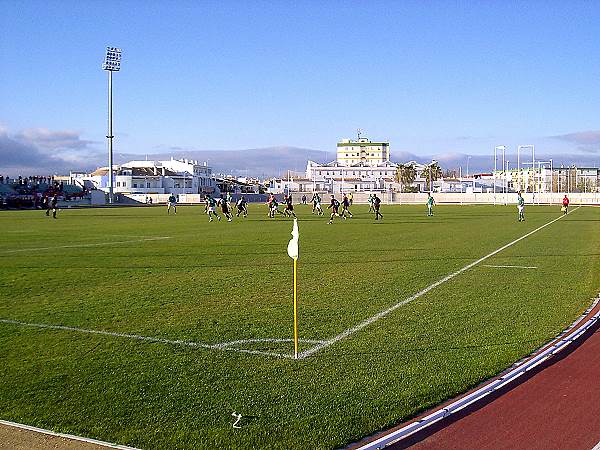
left=396, top=164, right=416, bottom=193
left=422, top=162, right=442, bottom=192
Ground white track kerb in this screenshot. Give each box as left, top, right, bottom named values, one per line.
left=0, top=419, right=140, bottom=449
left=0, top=208, right=579, bottom=360
left=353, top=294, right=600, bottom=450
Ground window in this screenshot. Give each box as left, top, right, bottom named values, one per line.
left=147, top=183, right=151, bottom=188
left=133, top=183, right=137, bottom=188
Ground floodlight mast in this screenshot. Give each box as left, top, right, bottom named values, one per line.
left=102, top=46, right=122, bottom=204
left=517, top=145, right=534, bottom=193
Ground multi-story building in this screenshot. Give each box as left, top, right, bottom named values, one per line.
left=306, top=134, right=398, bottom=193
left=336, top=136, right=390, bottom=166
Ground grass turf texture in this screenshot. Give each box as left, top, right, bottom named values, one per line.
left=0, top=204, right=599, bottom=449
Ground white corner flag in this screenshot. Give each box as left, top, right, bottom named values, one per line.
left=287, top=218, right=299, bottom=358
left=287, top=218, right=299, bottom=260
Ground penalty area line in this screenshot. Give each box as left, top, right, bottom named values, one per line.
left=298, top=207, right=580, bottom=360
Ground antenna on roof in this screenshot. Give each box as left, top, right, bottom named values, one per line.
left=357, top=129, right=362, bottom=140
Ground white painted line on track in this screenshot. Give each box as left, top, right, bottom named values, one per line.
left=0, top=419, right=139, bottom=449
left=483, top=265, right=538, bottom=269
left=298, top=207, right=580, bottom=359
left=592, top=440, right=600, bottom=450
left=0, top=319, right=309, bottom=359
left=0, top=237, right=171, bottom=254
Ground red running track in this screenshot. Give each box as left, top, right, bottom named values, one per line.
left=395, top=322, right=600, bottom=450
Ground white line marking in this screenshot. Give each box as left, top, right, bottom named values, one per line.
left=214, top=338, right=326, bottom=349
left=0, top=419, right=139, bottom=449
left=592, top=440, right=600, bottom=450
left=298, top=207, right=580, bottom=359
left=0, top=319, right=311, bottom=359
left=0, top=237, right=171, bottom=254
left=355, top=295, right=600, bottom=449
left=483, top=265, right=538, bottom=269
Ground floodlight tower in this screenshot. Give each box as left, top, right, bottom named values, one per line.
left=517, top=145, right=535, bottom=193
left=102, top=46, right=122, bottom=204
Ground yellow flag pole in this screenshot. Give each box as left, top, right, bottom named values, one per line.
left=293, top=257, right=298, bottom=359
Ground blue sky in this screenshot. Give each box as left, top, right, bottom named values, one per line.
left=1, top=0, right=600, bottom=173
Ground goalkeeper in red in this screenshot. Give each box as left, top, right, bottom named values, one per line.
left=562, top=195, right=569, bottom=215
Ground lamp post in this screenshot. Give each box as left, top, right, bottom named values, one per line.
left=550, top=158, right=553, bottom=197
left=517, top=145, right=535, bottom=193
left=102, top=46, right=122, bottom=204
left=494, top=146, right=506, bottom=202
left=506, top=159, right=510, bottom=199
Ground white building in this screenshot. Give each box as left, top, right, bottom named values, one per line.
left=74, top=158, right=218, bottom=195
left=492, top=166, right=600, bottom=193
left=336, top=136, right=390, bottom=166
left=306, top=135, right=399, bottom=193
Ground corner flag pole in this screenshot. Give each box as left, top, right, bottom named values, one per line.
left=287, top=218, right=300, bottom=359
left=293, top=257, right=298, bottom=358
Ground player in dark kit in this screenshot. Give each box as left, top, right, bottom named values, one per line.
left=327, top=195, right=340, bottom=224
left=373, top=194, right=383, bottom=220
left=167, top=194, right=177, bottom=214
left=340, top=194, right=353, bottom=219
left=46, top=194, right=58, bottom=219
left=269, top=197, right=283, bottom=218
left=236, top=196, right=248, bottom=217
left=220, top=195, right=233, bottom=222
left=283, top=195, right=297, bottom=218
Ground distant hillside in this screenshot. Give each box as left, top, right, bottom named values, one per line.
left=115, top=146, right=334, bottom=177
left=108, top=147, right=599, bottom=178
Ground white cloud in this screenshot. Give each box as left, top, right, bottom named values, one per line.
left=0, top=126, right=104, bottom=175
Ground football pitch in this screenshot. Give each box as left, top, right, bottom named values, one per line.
left=1, top=203, right=599, bottom=449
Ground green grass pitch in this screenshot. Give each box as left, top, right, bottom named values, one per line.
left=0, top=203, right=599, bottom=449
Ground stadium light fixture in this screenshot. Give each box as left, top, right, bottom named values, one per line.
left=494, top=146, right=506, bottom=201
left=506, top=159, right=510, bottom=195
left=517, top=145, right=535, bottom=193
left=102, top=46, right=122, bottom=204
left=550, top=158, right=553, bottom=194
